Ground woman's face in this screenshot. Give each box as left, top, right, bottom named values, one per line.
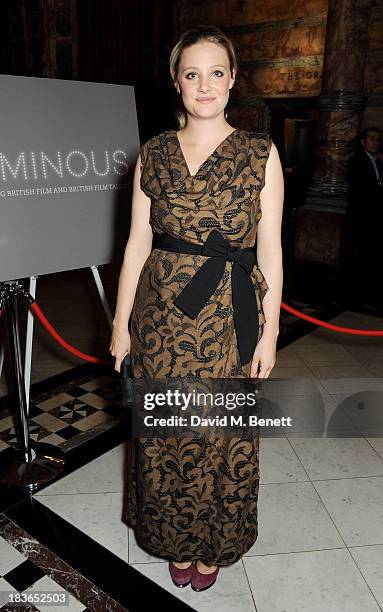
left=175, top=41, right=235, bottom=122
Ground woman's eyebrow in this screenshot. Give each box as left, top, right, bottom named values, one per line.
left=181, top=64, right=226, bottom=72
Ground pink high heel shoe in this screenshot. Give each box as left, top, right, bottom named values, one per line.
left=191, top=561, right=220, bottom=591
left=168, top=560, right=194, bottom=588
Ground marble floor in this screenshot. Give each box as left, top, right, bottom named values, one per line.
left=1, top=285, right=383, bottom=609
left=0, top=534, right=92, bottom=612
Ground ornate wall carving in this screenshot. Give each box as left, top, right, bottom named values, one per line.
left=173, top=0, right=328, bottom=131
left=174, top=1, right=327, bottom=99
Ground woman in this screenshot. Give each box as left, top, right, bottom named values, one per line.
left=110, top=25, right=284, bottom=592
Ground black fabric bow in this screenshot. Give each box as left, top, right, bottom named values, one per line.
left=172, top=229, right=259, bottom=366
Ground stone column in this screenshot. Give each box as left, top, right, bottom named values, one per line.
left=294, top=0, right=373, bottom=273
left=305, top=0, right=373, bottom=212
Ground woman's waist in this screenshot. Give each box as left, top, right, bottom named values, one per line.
left=152, top=230, right=256, bottom=256
left=146, top=247, right=264, bottom=286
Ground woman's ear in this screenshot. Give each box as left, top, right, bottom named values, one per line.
left=172, top=73, right=180, bottom=95
left=229, top=68, right=236, bottom=89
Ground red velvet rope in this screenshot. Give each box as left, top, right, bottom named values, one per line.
left=281, top=302, right=383, bottom=336
left=0, top=301, right=382, bottom=365
left=0, top=304, right=111, bottom=363
left=29, top=303, right=112, bottom=364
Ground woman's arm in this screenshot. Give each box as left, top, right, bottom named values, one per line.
left=251, top=141, right=284, bottom=378
left=109, top=152, right=152, bottom=370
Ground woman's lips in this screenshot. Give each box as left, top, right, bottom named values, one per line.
left=196, top=98, right=215, bottom=103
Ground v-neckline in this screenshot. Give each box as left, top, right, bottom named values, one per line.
left=174, top=128, right=238, bottom=179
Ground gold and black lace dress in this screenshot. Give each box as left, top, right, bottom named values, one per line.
left=126, top=128, right=272, bottom=566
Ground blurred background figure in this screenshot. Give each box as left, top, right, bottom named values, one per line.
left=346, top=127, right=383, bottom=312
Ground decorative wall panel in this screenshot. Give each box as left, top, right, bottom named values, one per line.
left=174, top=1, right=328, bottom=99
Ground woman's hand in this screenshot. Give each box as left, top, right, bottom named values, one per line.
left=250, top=333, right=277, bottom=378
left=109, top=325, right=131, bottom=373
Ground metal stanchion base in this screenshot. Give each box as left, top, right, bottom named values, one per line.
left=0, top=442, right=66, bottom=490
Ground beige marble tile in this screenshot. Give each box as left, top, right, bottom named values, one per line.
left=74, top=410, right=113, bottom=431
left=245, top=481, right=343, bottom=556
left=310, top=364, right=375, bottom=379
left=35, top=443, right=127, bottom=495
left=291, top=329, right=340, bottom=347
left=267, top=389, right=356, bottom=433
left=344, top=344, right=383, bottom=367
left=349, top=545, right=383, bottom=608
left=36, top=393, right=74, bottom=412
left=314, top=476, right=383, bottom=546
left=37, top=491, right=129, bottom=563
left=270, top=365, right=314, bottom=380
left=293, top=344, right=359, bottom=367
left=361, top=430, right=383, bottom=459
left=244, top=549, right=381, bottom=612
left=77, top=392, right=112, bottom=409
left=320, top=377, right=383, bottom=395
left=0, top=536, right=26, bottom=575
left=332, top=391, right=383, bottom=429
left=39, top=432, right=67, bottom=446
left=132, top=558, right=256, bottom=612
left=366, top=360, right=383, bottom=377
left=23, top=574, right=86, bottom=612
left=0, top=415, right=15, bottom=433
left=259, top=437, right=309, bottom=483
left=79, top=376, right=114, bottom=392
left=264, top=370, right=320, bottom=397
left=0, top=439, right=10, bottom=451
left=0, top=577, right=22, bottom=608
left=31, top=412, right=68, bottom=433
left=273, top=346, right=306, bottom=367
left=288, top=431, right=383, bottom=480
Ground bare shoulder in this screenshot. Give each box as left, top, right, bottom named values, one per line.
left=261, top=138, right=284, bottom=197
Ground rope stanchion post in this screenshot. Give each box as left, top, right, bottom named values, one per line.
left=0, top=281, right=66, bottom=490
left=3, top=282, right=32, bottom=464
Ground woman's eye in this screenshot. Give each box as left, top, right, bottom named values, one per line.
left=185, top=70, right=224, bottom=79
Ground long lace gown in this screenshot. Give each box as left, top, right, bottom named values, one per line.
left=125, top=128, right=272, bottom=565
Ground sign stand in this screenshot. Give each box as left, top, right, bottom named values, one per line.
left=0, top=267, right=114, bottom=489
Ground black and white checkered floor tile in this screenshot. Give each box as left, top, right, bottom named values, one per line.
left=0, top=373, right=126, bottom=455
left=0, top=536, right=91, bottom=611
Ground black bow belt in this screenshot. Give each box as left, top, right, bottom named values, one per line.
left=153, top=229, right=259, bottom=366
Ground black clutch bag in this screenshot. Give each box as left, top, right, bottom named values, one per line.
left=120, top=353, right=133, bottom=406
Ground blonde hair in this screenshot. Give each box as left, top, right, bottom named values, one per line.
left=169, top=25, right=238, bottom=130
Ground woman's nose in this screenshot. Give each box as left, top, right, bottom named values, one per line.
left=198, top=77, right=210, bottom=91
